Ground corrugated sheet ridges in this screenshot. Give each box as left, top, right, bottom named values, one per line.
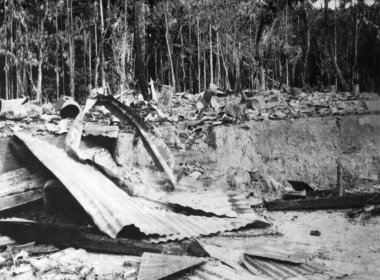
left=184, top=262, right=264, bottom=280
left=243, top=255, right=342, bottom=280
left=163, top=190, right=253, bottom=217
left=16, top=133, right=267, bottom=242
left=146, top=213, right=267, bottom=243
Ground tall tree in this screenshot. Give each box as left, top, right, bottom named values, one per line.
left=324, top=0, right=350, bottom=91
left=164, top=0, right=175, bottom=91
left=133, top=0, right=150, bottom=100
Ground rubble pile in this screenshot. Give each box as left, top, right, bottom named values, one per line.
left=0, top=87, right=379, bottom=279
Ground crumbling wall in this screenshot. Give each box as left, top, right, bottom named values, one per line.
left=110, top=114, right=380, bottom=191
left=208, top=114, right=380, bottom=189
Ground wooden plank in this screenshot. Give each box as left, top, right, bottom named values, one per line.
left=0, top=189, right=43, bottom=212
left=265, top=193, right=380, bottom=211
left=0, top=168, right=44, bottom=196
left=0, top=168, right=45, bottom=212
left=0, top=220, right=162, bottom=256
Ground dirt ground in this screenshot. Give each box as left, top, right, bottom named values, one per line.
left=201, top=210, right=380, bottom=280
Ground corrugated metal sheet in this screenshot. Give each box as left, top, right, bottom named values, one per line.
left=245, top=244, right=314, bottom=264
left=161, top=191, right=253, bottom=217
left=138, top=253, right=205, bottom=280
left=242, top=255, right=342, bottom=280
left=182, top=262, right=265, bottom=280
left=15, top=133, right=268, bottom=241
left=190, top=239, right=245, bottom=271
left=145, top=213, right=268, bottom=243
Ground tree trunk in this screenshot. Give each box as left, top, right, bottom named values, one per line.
left=220, top=40, right=230, bottom=90
left=285, top=0, right=289, bottom=87
left=22, top=55, right=27, bottom=96
left=209, top=24, right=213, bottom=84
left=300, top=0, right=310, bottom=87
left=216, top=29, right=221, bottom=87
left=10, top=5, right=14, bottom=99
left=94, top=10, right=99, bottom=88
left=5, top=57, right=9, bottom=100
left=88, top=30, right=92, bottom=89
left=324, top=0, right=349, bottom=92
left=256, top=18, right=265, bottom=91
left=164, top=0, right=176, bottom=92
left=36, top=51, right=43, bottom=102
left=56, top=6, right=60, bottom=100
left=133, top=0, right=150, bottom=100
left=197, top=17, right=200, bottom=93
left=189, top=22, right=193, bottom=93
left=351, top=3, right=358, bottom=84
left=203, top=46, right=206, bottom=89
left=5, top=6, right=8, bottom=99
left=179, top=25, right=186, bottom=91
left=99, top=0, right=106, bottom=92
left=160, top=49, right=164, bottom=83
left=67, top=0, right=75, bottom=98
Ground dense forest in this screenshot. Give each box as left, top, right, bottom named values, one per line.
left=0, top=0, right=379, bottom=102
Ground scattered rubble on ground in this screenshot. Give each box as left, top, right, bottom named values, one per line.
left=0, top=88, right=379, bottom=279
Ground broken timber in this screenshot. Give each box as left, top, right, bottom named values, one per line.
left=0, top=220, right=161, bottom=256
left=96, top=95, right=177, bottom=190
left=265, top=193, right=380, bottom=211
left=0, top=168, right=44, bottom=212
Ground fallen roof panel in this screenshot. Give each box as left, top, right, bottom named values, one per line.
left=137, top=253, right=205, bottom=280
left=184, top=262, right=263, bottom=280
left=242, top=255, right=343, bottom=280
left=14, top=133, right=267, bottom=240
left=162, top=191, right=253, bottom=217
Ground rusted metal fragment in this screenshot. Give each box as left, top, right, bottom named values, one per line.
left=83, top=124, right=119, bottom=138
left=56, top=96, right=80, bottom=119
left=0, top=220, right=161, bottom=256
left=137, top=253, right=205, bottom=280
left=97, top=95, right=178, bottom=190
left=15, top=133, right=268, bottom=240
left=265, top=193, right=380, bottom=211
left=0, top=168, right=44, bottom=212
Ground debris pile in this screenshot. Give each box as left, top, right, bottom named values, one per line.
left=0, top=87, right=379, bottom=279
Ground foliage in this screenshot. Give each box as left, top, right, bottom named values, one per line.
left=0, top=0, right=379, bottom=101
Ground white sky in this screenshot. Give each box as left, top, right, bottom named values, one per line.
left=311, top=0, right=376, bottom=9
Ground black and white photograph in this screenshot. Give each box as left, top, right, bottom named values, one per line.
left=0, top=0, right=379, bottom=279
